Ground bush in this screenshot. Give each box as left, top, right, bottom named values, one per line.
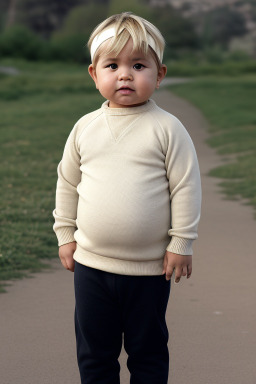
left=0, top=25, right=44, bottom=60
left=46, top=34, right=90, bottom=63
left=0, top=26, right=90, bottom=63
left=227, top=50, right=251, bottom=62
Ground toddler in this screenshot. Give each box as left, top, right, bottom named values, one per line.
left=53, top=11, right=201, bottom=384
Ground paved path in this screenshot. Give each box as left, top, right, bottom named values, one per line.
left=0, top=66, right=19, bottom=75
left=1, top=88, right=256, bottom=384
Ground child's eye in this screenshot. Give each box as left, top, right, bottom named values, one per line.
left=107, top=63, right=118, bottom=70
left=133, top=63, right=145, bottom=70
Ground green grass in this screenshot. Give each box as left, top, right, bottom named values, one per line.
left=166, top=59, right=256, bottom=77
left=169, top=75, right=256, bottom=216
left=0, top=59, right=103, bottom=291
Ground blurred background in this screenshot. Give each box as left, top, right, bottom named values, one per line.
left=0, top=0, right=255, bottom=290
left=1, top=0, right=256, bottom=68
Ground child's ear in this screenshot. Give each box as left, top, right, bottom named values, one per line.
left=156, top=64, right=167, bottom=89
left=88, top=64, right=99, bottom=89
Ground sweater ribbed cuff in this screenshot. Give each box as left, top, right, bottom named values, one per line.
left=166, top=237, right=194, bottom=255
left=55, top=227, right=76, bottom=247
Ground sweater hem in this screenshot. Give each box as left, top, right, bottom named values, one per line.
left=73, top=246, right=164, bottom=276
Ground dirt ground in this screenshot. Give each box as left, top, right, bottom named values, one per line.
left=1, top=88, right=255, bottom=384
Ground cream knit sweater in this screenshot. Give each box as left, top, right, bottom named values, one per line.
left=53, top=99, right=201, bottom=275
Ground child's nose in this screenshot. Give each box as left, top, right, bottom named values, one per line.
left=118, top=70, right=133, bottom=81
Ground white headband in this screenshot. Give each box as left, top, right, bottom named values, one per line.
left=90, top=27, right=163, bottom=62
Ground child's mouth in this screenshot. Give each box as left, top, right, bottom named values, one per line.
left=117, top=87, right=134, bottom=95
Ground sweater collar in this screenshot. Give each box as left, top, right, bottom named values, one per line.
left=101, top=99, right=156, bottom=116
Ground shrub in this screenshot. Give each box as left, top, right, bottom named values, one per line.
left=46, top=34, right=90, bottom=63
left=0, top=26, right=90, bottom=63
left=0, top=25, right=44, bottom=60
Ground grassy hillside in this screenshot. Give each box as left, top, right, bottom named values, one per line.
left=170, top=75, right=256, bottom=215
left=0, top=60, right=103, bottom=291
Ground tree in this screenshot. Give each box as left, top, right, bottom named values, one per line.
left=108, top=0, right=152, bottom=19
left=52, top=3, right=108, bottom=39
left=108, top=1, right=199, bottom=57
left=150, top=5, right=199, bottom=55
left=0, top=0, right=11, bottom=31
left=200, top=6, right=247, bottom=48
left=5, top=0, right=17, bottom=28
left=16, top=0, right=87, bottom=38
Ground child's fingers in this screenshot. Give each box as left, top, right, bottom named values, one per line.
left=60, top=256, right=75, bottom=272
left=59, top=255, right=68, bottom=270
left=187, top=264, right=192, bottom=278
left=59, top=242, right=76, bottom=272
left=163, top=252, right=192, bottom=282
left=67, top=258, right=75, bottom=272
left=174, top=267, right=182, bottom=283
left=162, top=255, right=167, bottom=273
left=175, top=265, right=191, bottom=283
left=165, top=264, right=174, bottom=281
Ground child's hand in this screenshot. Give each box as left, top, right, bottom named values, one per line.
left=162, top=251, right=192, bottom=283
left=59, top=241, right=77, bottom=272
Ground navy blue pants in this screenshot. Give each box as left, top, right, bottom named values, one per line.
left=74, top=261, right=171, bottom=384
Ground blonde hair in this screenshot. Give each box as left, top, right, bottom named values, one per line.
left=87, top=12, right=165, bottom=69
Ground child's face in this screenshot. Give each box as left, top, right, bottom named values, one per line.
left=89, top=38, right=167, bottom=108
